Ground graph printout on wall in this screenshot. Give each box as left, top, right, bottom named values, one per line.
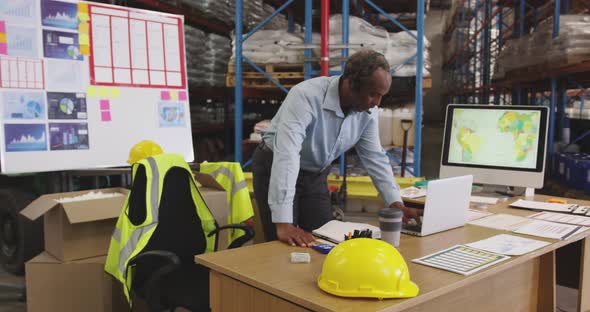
left=0, top=0, right=192, bottom=173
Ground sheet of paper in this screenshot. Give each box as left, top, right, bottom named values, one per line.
left=2, top=91, right=46, bottom=120
left=529, top=212, right=590, bottom=227
left=158, top=101, right=186, bottom=128
left=0, top=0, right=38, bottom=25
left=6, top=25, right=39, bottom=58
left=467, top=209, right=493, bottom=222
left=42, top=30, right=82, bottom=61
left=510, top=199, right=576, bottom=213
left=513, top=220, right=588, bottom=240
left=468, top=213, right=531, bottom=231
left=42, top=0, right=78, bottom=30
left=46, top=59, right=84, bottom=91
left=466, top=234, right=550, bottom=256
left=401, top=186, right=426, bottom=199
left=412, top=245, right=511, bottom=276
left=0, top=56, right=44, bottom=89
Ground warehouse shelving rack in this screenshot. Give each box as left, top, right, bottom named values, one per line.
left=233, top=0, right=427, bottom=176
left=443, top=0, right=590, bottom=172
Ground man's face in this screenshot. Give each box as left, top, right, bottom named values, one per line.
left=349, top=68, right=392, bottom=112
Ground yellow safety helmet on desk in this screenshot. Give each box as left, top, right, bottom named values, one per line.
left=317, top=238, right=419, bottom=299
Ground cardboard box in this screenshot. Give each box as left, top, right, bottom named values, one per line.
left=193, top=172, right=231, bottom=250
left=26, top=252, right=128, bottom=312
left=20, top=188, right=129, bottom=261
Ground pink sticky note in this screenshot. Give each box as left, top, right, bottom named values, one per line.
left=99, top=99, right=110, bottom=110
left=0, top=43, right=6, bottom=55
left=101, top=111, right=111, bottom=122
left=0, top=21, right=5, bottom=33
left=161, top=90, right=171, bottom=100
left=179, top=91, right=187, bottom=101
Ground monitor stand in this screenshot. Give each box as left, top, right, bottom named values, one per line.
left=476, top=184, right=536, bottom=199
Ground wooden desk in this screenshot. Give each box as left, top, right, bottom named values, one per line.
left=196, top=195, right=590, bottom=312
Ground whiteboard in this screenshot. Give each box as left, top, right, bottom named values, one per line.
left=0, top=0, right=193, bottom=174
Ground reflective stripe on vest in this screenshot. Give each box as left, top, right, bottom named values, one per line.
left=208, top=166, right=248, bottom=197
left=112, top=227, right=122, bottom=242
left=117, top=156, right=160, bottom=279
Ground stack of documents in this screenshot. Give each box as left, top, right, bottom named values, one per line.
left=510, top=199, right=576, bottom=213
left=468, top=213, right=588, bottom=240
left=466, top=234, right=550, bottom=256
left=529, top=211, right=590, bottom=226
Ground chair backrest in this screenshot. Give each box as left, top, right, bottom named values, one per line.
left=130, top=165, right=208, bottom=290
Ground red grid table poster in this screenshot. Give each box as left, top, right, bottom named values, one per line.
left=88, top=4, right=186, bottom=89
left=0, top=55, right=45, bottom=89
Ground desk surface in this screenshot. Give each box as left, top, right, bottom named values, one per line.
left=196, top=195, right=590, bottom=312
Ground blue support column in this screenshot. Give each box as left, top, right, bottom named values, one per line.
left=304, top=0, right=312, bottom=80
left=414, top=0, right=425, bottom=176
left=553, top=0, right=560, bottom=38
left=564, top=0, right=569, bottom=13
left=560, top=84, right=568, bottom=142
left=519, top=0, right=525, bottom=36
left=549, top=78, right=557, bottom=165
left=234, top=0, right=243, bottom=163
left=340, top=0, right=350, bottom=176
left=288, top=10, right=295, bottom=33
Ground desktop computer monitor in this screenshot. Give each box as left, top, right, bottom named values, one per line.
left=439, top=104, right=549, bottom=188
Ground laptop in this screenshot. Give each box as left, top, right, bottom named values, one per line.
left=402, top=175, right=473, bottom=237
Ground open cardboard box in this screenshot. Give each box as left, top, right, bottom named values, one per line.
left=20, top=187, right=129, bottom=261
left=26, top=252, right=128, bottom=312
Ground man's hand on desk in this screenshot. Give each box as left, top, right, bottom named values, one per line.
left=276, top=223, right=315, bottom=247
left=390, top=201, right=423, bottom=224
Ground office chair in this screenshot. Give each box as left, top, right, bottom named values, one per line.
left=125, top=166, right=254, bottom=312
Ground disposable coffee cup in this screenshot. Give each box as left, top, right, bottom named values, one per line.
left=379, top=208, right=403, bottom=247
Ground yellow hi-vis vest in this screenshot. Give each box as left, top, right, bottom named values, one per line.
left=199, top=162, right=254, bottom=243
left=104, top=153, right=217, bottom=304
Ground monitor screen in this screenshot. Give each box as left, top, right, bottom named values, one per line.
left=440, top=105, right=549, bottom=188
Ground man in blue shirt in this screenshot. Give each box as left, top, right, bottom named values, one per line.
left=253, top=50, right=419, bottom=247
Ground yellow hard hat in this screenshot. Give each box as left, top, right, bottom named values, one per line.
left=317, top=238, right=419, bottom=299
left=127, top=140, right=163, bottom=164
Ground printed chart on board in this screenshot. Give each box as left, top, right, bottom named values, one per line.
left=0, top=0, right=193, bottom=173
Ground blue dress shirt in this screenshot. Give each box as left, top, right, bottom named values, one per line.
left=262, top=75, right=402, bottom=223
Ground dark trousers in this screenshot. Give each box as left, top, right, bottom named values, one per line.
left=252, top=143, right=333, bottom=241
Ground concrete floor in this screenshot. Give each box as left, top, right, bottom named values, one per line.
left=0, top=268, right=25, bottom=312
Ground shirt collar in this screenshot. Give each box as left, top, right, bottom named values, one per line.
left=322, top=76, right=345, bottom=118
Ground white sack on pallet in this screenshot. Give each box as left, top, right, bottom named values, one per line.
left=315, top=15, right=431, bottom=77
left=494, top=15, right=590, bottom=79
left=230, top=30, right=305, bottom=64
